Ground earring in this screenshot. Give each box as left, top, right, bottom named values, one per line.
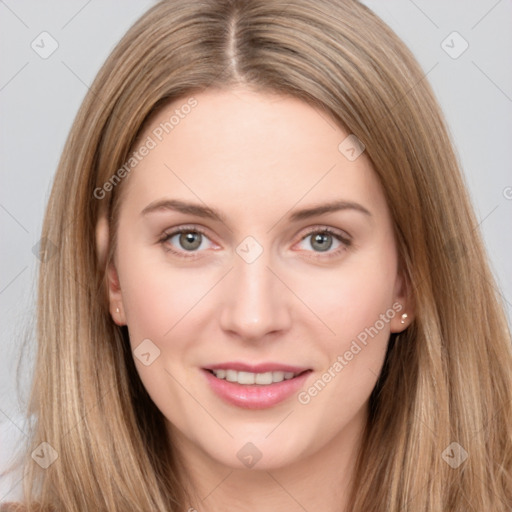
left=400, top=313, right=408, bottom=324
left=116, top=307, right=120, bottom=313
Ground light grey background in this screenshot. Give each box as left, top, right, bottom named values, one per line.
left=1, top=0, right=511, bottom=501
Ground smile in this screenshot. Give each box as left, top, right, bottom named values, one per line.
left=202, top=363, right=312, bottom=409
left=208, top=369, right=300, bottom=385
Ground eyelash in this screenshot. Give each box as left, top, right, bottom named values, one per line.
left=299, top=226, right=352, bottom=259
left=158, top=225, right=210, bottom=259
left=158, top=225, right=352, bottom=259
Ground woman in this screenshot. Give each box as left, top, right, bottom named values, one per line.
left=4, top=0, right=511, bottom=510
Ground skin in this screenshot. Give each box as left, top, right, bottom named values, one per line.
left=99, top=86, right=412, bottom=512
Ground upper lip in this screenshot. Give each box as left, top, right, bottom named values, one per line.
left=204, top=362, right=310, bottom=374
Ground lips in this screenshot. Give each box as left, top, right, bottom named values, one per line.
left=202, top=361, right=312, bottom=409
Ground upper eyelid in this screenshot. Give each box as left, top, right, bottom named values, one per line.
left=160, top=224, right=350, bottom=241
left=300, top=225, right=351, bottom=238
left=161, top=224, right=209, bottom=238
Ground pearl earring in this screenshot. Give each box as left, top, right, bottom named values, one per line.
left=116, top=307, right=120, bottom=313
left=400, top=313, right=408, bottom=324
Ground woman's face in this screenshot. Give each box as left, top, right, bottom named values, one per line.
left=105, top=87, right=410, bottom=472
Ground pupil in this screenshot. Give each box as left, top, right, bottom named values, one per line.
left=312, top=233, right=332, bottom=252
left=180, top=232, right=201, bottom=250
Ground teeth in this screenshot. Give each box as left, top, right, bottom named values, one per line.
left=255, top=372, right=273, bottom=385
left=272, top=371, right=284, bottom=383
left=237, top=371, right=255, bottom=385
left=226, top=369, right=237, bottom=382
left=211, top=369, right=299, bottom=385
left=215, top=369, right=226, bottom=379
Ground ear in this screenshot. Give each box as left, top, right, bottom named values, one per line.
left=389, top=269, right=414, bottom=333
left=96, top=215, right=126, bottom=326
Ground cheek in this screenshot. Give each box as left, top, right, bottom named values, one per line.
left=115, top=249, right=214, bottom=418
left=117, top=226, right=219, bottom=339
left=116, top=242, right=216, bottom=348
left=299, top=249, right=398, bottom=340
left=292, top=245, right=398, bottom=392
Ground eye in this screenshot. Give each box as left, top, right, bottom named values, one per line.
left=159, top=226, right=215, bottom=256
left=296, top=228, right=351, bottom=255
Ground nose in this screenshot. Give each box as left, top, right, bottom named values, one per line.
left=219, top=249, right=292, bottom=341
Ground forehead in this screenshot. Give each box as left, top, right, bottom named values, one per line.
left=121, top=87, right=386, bottom=221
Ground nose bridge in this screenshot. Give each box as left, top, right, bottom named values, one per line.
left=219, top=244, right=290, bottom=339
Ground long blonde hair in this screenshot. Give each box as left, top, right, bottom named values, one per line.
left=17, top=0, right=512, bottom=510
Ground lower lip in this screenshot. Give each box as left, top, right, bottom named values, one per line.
left=202, top=369, right=312, bottom=409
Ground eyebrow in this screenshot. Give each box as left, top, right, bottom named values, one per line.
left=141, top=199, right=227, bottom=222
left=140, top=198, right=371, bottom=223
